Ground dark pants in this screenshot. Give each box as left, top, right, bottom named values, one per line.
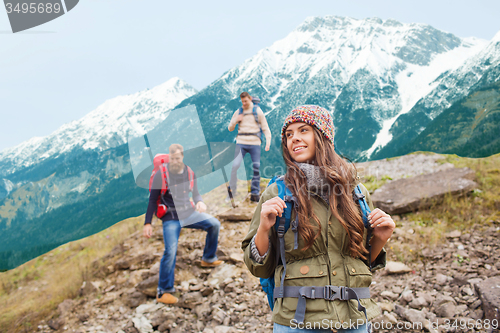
left=229, top=144, right=261, bottom=195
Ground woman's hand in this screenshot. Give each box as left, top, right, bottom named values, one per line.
left=258, top=196, right=287, bottom=233
left=368, top=208, right=396, bottom=242
left=254, top=196, right=287, bottom=256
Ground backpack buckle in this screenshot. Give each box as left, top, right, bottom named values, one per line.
left=324, top=286, right=345, bottom=301
left=354, top=191, right=365, bottom=201
left=277, top=224, right=285, bottom=238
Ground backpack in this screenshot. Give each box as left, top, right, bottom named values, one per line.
left=149, top=153, right=195, bottom=218
left=237, top=96, right=263, bottom=140
left=259, top=176, right=373, bottom=312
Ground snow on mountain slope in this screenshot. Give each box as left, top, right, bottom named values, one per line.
left=0, top=77, right=197, bottom=175
left=365, top=37, right=487, bottom=157
left=220, top=17, right=486, bottom=110
left=367, top=28, right=500, bottom=159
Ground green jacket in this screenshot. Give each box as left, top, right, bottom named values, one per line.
left=241, top=182, right=386, bottom=328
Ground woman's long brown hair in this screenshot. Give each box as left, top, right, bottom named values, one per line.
left=282, top=126, right=368, bottom=260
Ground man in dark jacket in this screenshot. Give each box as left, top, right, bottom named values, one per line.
left=143, top=143, right=223, bottom=304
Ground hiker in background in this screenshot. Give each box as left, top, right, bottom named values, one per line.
left=143, top=143, right=223, bottom=305
left=242, top=105, right=395, bottom=332
left=228, top=92, right=272, bottom=202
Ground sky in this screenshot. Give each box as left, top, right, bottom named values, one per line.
left=0, top=0, right=499, bottom=153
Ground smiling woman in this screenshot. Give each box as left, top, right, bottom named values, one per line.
left=284, top=123, right=316, bottom=163
left=242, top=105, right=396, bottom=332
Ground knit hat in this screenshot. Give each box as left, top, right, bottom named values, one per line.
left=281, top=105, right=335, bottom=144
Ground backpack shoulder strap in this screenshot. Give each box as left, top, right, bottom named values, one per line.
left=353, top=184, right=373, bottom=270
left=272, top=176, right=296, bottom=299
left=187, top=166, right=195, bottom=191
left=159, top=163, right=170, bottom=196
left=253, top=105, right=264, bottom=140
left=238, top=107, right=243, bottom=114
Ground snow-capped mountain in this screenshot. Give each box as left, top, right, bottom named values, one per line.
left=0, top=77, right=197, bottom=176
left=371, top=29, right=500, bottom=159
left=176, top=16, right=487, bottom=160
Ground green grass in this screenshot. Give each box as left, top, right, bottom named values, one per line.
left=384, top=152, right=500, bottom=263
left=0, top=215, right=143, bottom=332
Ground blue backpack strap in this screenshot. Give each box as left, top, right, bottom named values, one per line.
left=354, top=184, right=373, bottom=270
left=238, top=107, right=243, bottom=115
left=252, top=105, right=263, bottom=140
left=273, top=177, right=296, bottom=300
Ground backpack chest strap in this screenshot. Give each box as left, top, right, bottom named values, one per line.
left=274, top=285, right=370, bottom=325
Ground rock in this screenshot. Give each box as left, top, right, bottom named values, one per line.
left=77, top=312, right=90, bottom=322
left=378, top=302, right=394, bottom=312
left=135, top=303, right=162, bottom=315
left=214, top=326, right=236, bottom=333
left=445, top=230, right=462, bottom=238
left=455, top=304, right=468, bottom=315
left=194, top=302, right=212, bottom=318
left=400, top=290, right=414, bottom=304
left=435, top=273, right=451, bottom=285
left=475, top=276, right=500, bottom=324
left=435, top=302, right=456, bottom=318
left=213, top=308, right=227, bottom=324
left=385, top=261, right=412, bottom=274
left=158, top=320, right=174, bottom=332
left=47, top=318, right=64, bottom=330
left=405, top=308, right=438, bottom=332
left=150, top=312, right=172, bottom=328
left=129, top=269, right=150, bottom=286
left=115, top=258, right=131, bottom=270
left=136, top=276, right=159, bottom=297
left=123, top=291, right=148, bottom=308
left=210, top=264, right=242, bottom=280
left=132, top=315, right=153, bottom=333
left=228, top=251, right=244, bottom=263
left=217, top=207, right=255, bottom=221
left=382, top=312, right=398, bottom=325
left=409, top=296, right=428, bottom=309
left=148, top=262, right=160, bottom=276
left=57, top=299, right=75, bottom=316
left=371, top=168, right=478, bottom=214
left=381, top=290, right=399, bottom=301
left=78, top=281, right=98, bottom=297
left=178, top=292, right=203, bottom=309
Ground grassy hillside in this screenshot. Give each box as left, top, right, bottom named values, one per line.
left=0, top=215, right=143, bottom=332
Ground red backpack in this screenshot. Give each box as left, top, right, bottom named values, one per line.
left=149, top=154, right=195, bottom=218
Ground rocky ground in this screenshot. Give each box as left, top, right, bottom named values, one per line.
left=33, top=154, right=500, bottom=333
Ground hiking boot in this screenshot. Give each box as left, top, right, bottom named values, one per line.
left=201, top=260, right=224, bottom=268
left=250, top=193, right=260, bottom=202
left=156, top=292, right=178, bottom=304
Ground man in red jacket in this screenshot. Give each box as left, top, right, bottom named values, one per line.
left=143, top=144, right=223, bottom=304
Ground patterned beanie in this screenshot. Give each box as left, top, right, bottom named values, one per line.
left=281, top=105, right=335, bottom=144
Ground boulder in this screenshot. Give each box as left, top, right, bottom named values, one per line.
left=371, top=168, right=478, bottom=214
left=385, top=261, right=412, bottom=274
left=136, top=276, right=159, bottom=297
left=132, top=315, right=153, bottom=333
left=475, top=276, right=500, bottom=324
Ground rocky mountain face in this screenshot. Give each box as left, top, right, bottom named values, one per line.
left=372, top=31, right=500, bottom=159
